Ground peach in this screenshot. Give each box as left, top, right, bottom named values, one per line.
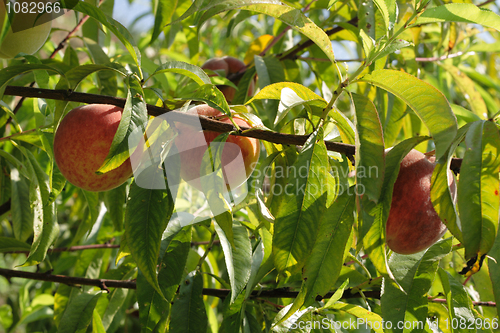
left=174, top=104, right=260, bottom=192
left=385, top=149, right=455, bottom=254
left=53, top=104, right=133, bottom=192
left=0, top=2, right=52, bottom=58
left=201, top=56, right=255, bottom=103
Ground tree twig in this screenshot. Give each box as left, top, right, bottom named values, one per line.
left=0, top=268, right=495, bottom=307
left=2, top=239, right=221, bottom=254
left=2, top=85, right=356, bottom=157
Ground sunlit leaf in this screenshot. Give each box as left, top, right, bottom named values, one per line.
left=381, top=239, right=452, bottom=332
left=359, top=69, right=457, bottom=159
left=125, top=180, right=174, bottom=297
left=352, top=93, right=385, bottom=202
left=273, top=127, right=329, bottom=276
left=457, top=120, right=500, bottom=259
left=415, top=3, right=500, bottom=32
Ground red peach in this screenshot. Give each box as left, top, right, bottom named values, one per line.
left=386, top=149, right=455, bottom=254
left=54, top=104, right=133, bottom=192
left=201, top=56, right=256, bottom=103
left=174, top=105, right=260, bottom=192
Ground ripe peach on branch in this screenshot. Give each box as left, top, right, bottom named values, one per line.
left=53, top=104, right=133, bottom=192
left=201, top=56, right=256, bottom=103
left=385, top=149, right=456, bottom=255
left=174, top=104, right=260, bottom=192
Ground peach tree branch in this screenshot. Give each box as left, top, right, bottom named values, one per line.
left=0, top=268, right=495, bottom=307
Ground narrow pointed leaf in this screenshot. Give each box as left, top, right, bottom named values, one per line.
left=381, top=239, right=452, bottom=333
left=415, top=3, right=500, bottom=32
left=273, top=127, right=329, bottom=276
left=16, top=147, right=59, bottom=266
left=328, top=302, right=385, bottom=333
left=150, top=61, right=211, bottom=86
left=214, top=221, right=252, bottom=303
left=440, top=63, right=488, bottom=119
left=10, top=168, right=33, bottom=242
left=0, top=237, right=31, bottom=252
left=437, top=268, right=476, bottom=332
left=457, top=120, right=500, bottom=259
left=70, top=1, right=142, bottom=75
left=97, top=80, right=148, bottom=174
left=125, top=180, right=174, bottom=297
left=352, top=93, right=385, bottom=202
left=198, top=1, right=335, bottom=62
left=360, top=69, right=457, bottom=159
left=430, top=125, right=471, bottom=244
left=245, top=82, right=326, bottom=107
left=301, top=190, right=355, bottom=306
left=169, top=271, right=207, bottom=333
left=58, top=292, right=103, bottom=333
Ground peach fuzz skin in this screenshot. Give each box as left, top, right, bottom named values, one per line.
left=54, top=104, right=133, bottom=192
left=174, top=105, right=260, bottom=192
left=385, top=149, right=455, bottom=255
left=201, top=56, right=255, bottom=103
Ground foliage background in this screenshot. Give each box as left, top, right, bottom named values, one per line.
left=0, top=0, right=500, bottom=332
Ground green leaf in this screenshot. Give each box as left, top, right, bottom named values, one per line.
left=359, top=69, right=457, bottom=159
left=92, top=310, right=106, bottom=333
left=327, top=302, right=385, bottom=333
left=374, top=0, right=397, bottom=30
left=199, top=132, right=234, bottom=246
left=137, top=269, right=170, bottom=332
left=71, top=1, right=142, bottom=76
left=437, top=268, right=475, bottom=332
left=103, top=183, right=127, bottom=232
left=169, top=271, right=208, bottom=333
left=214, top=221, right=252, bottom=303
left=68, top=191, right=100, bottom=247
left=489, top=231, right=500, bottom=317
left=219, top=293, right=246, bottom=332
left=430, top=125, right=469, bottom=244
left=151, top=0, right=180, bottom=44
left=101, top=268, right=136, bottom=331
left=329, top=107, right=356, bottom=145
left=272, top=127, right=329, bottom=276
left=301, top=190, right=355, bottom=306
left=381, top=239, right=452, bottom=333
left=0, top=236, right=30, bottom=252
left=457, top=120, right=500, bottom=259
left=352, top=93, right=385, bottom=202
left=149, top=61, right=212, bottom=86
left=125, top=181, right=174, bottom=297
left=246, top=82, right=326, bottom=110
left=16, top=147, right=59, bottom=266
left=383, top=95, right=406, bottom=148
left=10, top=168, right=33, bottom=242
left=0, top=64, right=66, bottom=95
left=58, top=291, right=103, bottom=333
left=415, top=3, right=500, bottom=32
left=97, top=79, right=148, bottom=174
left=180, top=84, right=232, bottom=117
left=440, top=63, right=488, bottom=119
left=198, top=1, right=335, bottom=62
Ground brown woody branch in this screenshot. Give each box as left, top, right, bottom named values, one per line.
left=2, top=85, right=463, bottom=171
left=0, top=268, right=495, bottom=307
left=2, top=85, right=356, bottom=157
left=3, top=239, right=219, bottom=254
